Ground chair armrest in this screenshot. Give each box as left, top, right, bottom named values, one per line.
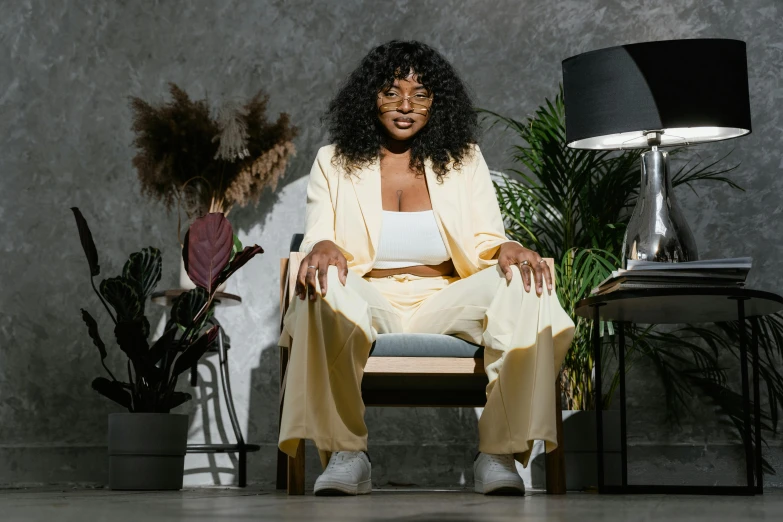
left=279, top=252, right=306, bottom=338
left=543, top=257, right=556, bottom=292
left=286, top=252, right=305, bottom=305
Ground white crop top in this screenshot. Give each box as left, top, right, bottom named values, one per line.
left=372, top=210, right=451, bottom=269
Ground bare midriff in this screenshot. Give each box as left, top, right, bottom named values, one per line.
left=365, top=259, right=455, bottom=278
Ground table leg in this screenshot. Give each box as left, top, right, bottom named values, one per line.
left=619, top=322, right=627, bottom=489
left=736, top=298, right=754, bottom=493
left=751, top=318, right=763, bottom=493
left=593, top=304, right=605, bottom=493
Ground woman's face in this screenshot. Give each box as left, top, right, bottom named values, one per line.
left=376, top=72, right=432, bottom=142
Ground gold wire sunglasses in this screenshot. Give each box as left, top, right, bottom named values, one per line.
left=377, top=92, right=434, bottom=115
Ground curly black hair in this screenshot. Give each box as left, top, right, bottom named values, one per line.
left=322, top=40, right=480, bottom=182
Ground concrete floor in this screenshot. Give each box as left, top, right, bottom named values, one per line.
left=1, top=487, right=782, bottom=521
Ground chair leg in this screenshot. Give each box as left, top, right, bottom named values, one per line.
left=277, top=346, right=289, bottom=490
left=239, top=446, right=247, bottom=488
left=276, top=449, right=288, bottom=490
left=287, top=440, right=306, bottom=495
left=546, top=376, right=567, bottom=494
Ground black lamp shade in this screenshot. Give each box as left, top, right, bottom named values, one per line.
left=562, top=38, right=752, bottom=149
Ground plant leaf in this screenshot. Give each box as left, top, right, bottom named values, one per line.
left=172, top=325, right=220, bottom=377
left=71, top=207, right=100, bottom=277
left=230, top=234, right=243, bottom=263
left=166, top=391, right=192, bottom=410
left=114, top=320, right=150, bottom=355
left=171, top=287, right=209, bottom=328
left=80, top=308, right=107, bottom=360
left=114, top=320, right=162, bottom=382
left=186, top=213, right=234, bottom=293
left=100, top=277, right=142, bottom=321
left=123, top=247, right=162, bottom=300
left=216, top=245, right=264, bottom=287
left=141, top=316, right=150, bottom=340
left=220, top=234, right=243, bottom=276
left=148, top=325, right=179, bottom=364
left=92, top=377, right=133, bottom=411
left=182, top=230, right=190, bottom=277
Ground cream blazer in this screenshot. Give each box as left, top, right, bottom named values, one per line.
left=299, top=143, right=521, bottom=279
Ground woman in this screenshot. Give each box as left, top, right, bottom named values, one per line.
left=278, top=40, right=575, bottom=496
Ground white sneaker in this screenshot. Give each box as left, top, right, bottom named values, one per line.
left=314, top=451, right=372, bottom=496
left=473, top=452, right=526, bottom=495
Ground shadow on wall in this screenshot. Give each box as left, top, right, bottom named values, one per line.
left=179, top=337, right=285, bottom=486
left=182, top=357, right=239, bottom=483
left=228, top=168, right=297, bottom=231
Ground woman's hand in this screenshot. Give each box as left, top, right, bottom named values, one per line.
left=497, top=241, right=552, bottom=296
left=296, top=240, right=349, bottom=300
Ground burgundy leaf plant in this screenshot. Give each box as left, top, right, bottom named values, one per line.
left=72, top=208, right=263, bottom=413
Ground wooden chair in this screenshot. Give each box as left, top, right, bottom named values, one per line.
left=276, top=234, right=565, bottom=495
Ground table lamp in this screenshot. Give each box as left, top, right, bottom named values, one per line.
left=562, top=38, right=752, bottom=265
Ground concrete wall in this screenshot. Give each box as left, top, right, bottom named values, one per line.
left=1, top=0, right=782, bottom=488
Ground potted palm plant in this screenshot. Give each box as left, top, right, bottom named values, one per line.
left=129, top=83, right=297, bottom=289
left=481, top=90, right=783, bottom=489
left=72, top=208, right=262, bottom=490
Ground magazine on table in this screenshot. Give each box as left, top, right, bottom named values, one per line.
left=591, top=257, right=752, bottom=295
left=626, top=257, right=752, bottom=272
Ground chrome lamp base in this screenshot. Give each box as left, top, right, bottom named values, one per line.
left=621, top=146, right=699, bottom=266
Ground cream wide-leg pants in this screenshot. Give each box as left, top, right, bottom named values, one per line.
left=278, top=263, right=575, bottom=468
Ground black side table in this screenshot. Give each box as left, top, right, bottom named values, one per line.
left=151, top=289, right=260, bottom=487
left=575, top=287, right=783, bottom=496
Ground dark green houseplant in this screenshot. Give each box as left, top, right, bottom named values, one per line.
left=72, top=209, right=262, bottom=489
left=480, top=90, right=783, bottom=479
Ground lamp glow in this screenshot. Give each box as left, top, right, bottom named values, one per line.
left=574, top=126, right=751, bottom=150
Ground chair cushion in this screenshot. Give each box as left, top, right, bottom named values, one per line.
left=370, top=333, right=483, bottom=358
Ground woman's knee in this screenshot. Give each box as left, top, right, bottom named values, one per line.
left=317, top=264, right=358, bottom=299
left=478, top=263, right=522, bottom=280
left=313, top=264, right=343, bottom=295
left=502, top=263, right=538, bottom=285
left=486, top=263, right=545, bottom=298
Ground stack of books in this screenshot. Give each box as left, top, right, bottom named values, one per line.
left=591, top=257, right=752, bottom=296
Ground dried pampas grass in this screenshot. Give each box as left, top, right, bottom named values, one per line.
left=130, top=83, right=298, bottom=234
left=213, top=100, right=251, bottom=162
left=225, top=140, right=297, bottom=208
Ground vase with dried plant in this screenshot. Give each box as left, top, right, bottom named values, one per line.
left=130, top=83, right=297, bottom=290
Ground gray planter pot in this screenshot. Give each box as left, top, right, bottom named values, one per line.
left=531, top=410, right=622, bottom=490
left=108, top=413, right=189, bottom=490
